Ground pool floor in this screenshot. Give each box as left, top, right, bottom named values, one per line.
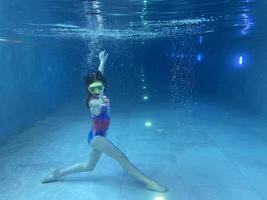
left=1, top=99, right=267, bottom=200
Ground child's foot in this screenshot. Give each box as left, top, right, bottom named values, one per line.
left=145, top=181, right=168, bottom=193
left=41, top=169, right=60, bottom=183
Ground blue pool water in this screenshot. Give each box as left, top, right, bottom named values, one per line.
left=1, top=0, right=267, bottom=200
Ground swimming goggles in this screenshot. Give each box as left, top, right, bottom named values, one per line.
left=88, top=81, right=104, bottom=94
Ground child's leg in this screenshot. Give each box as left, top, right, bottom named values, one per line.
left=41, top=148, right=102, bottom=183
left=90, top=136, right=168, bottom=193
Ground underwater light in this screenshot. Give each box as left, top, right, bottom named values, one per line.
left=197, top=54, right=203, bottom=61
left=143, top=95, right=149, bottom=100
left=141, top=79, right=145, bottom=82
left=142, top=86, right=146, bottom=89
left=154, top=197, right=165, bottom=200
left=144, top=121, right=152, bottom=127
left=239, top=56, right=243, bottom=65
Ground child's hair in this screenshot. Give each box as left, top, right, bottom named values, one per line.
left=84, top=70, right=107, bottom=107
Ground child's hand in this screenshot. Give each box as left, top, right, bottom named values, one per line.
left=99, top=50, right=109, bottom=63
left=89, top=96, right=109, bottom=108
left=100, top=96, right=110, bottom=105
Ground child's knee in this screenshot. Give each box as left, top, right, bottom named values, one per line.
left=82, top=163, right=94, bottom=171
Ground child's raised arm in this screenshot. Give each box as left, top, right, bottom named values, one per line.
left=98, top=50, right=109, bottom=75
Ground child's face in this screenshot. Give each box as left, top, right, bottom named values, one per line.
left=88, top=81, right=104, bottom=95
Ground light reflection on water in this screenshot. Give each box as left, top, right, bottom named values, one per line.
left=11, top=17, right=214, bottom=40
left=0, top=0, right=262, bottom=41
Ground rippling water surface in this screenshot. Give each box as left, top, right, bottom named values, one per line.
left=0, top=0, right=266, bottom=41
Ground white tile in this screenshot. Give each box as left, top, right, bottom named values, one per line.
left=171, top=143, right=252, bottom=189
left=187, top=186, right=263, bottom=200
left=220, top=143, right=267, bottom=170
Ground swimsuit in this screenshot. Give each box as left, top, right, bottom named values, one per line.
left=88, top=97, right=110, bottom=144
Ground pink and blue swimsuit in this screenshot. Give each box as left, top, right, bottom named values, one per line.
left=88, top=97, right=110, bottom=144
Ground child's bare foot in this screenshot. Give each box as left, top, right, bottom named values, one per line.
left=145, top=181, right=168, bottom=193
left=41, top=169, right=60, bottom=183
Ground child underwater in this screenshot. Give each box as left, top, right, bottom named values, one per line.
left=41, top=50, right=168, bottom=193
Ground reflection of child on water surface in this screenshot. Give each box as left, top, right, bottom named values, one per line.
left=41, top=50, right=168, bottom=193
